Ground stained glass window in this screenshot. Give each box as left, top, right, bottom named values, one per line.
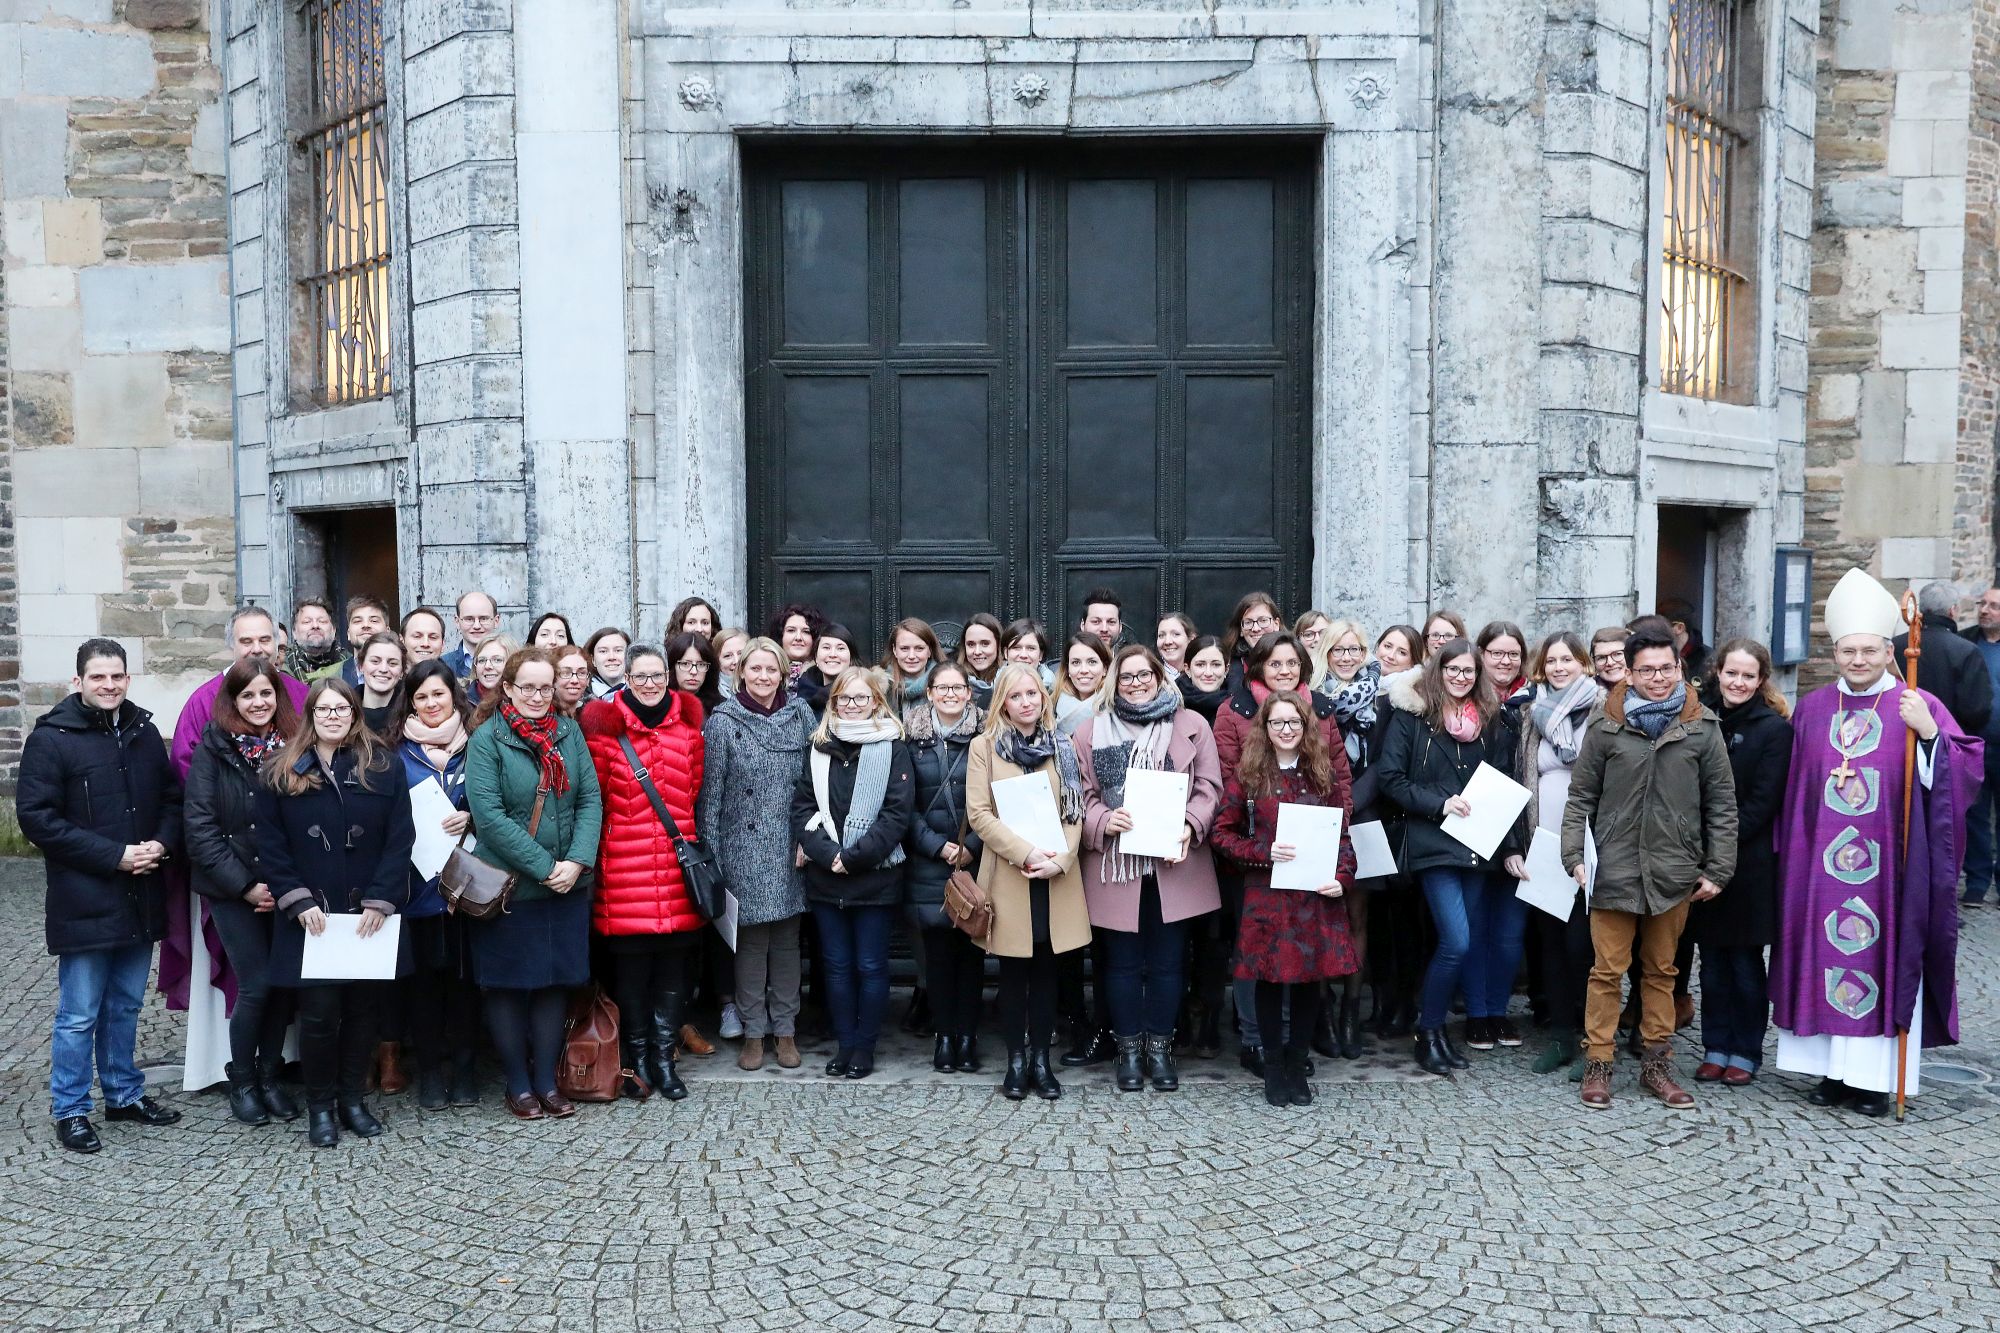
left=297, top=0, right=390, bottom=405
left=1661, top=0, right=1751, bottom=400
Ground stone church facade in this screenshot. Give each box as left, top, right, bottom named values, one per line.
left=0, top=0, right=1989, bottom=788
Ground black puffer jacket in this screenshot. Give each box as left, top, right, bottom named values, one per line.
left=16, top=694, right=182, bottom=955
left=1895, top=612, right=1993, bottom=737
left=902, top=716, right=985, bottom=928
left=790, top=736, right=915, bottom=909
left=1687, top=692, right=1792, bottom=949
left=183, top=723, right=274, bottom=904
left=1375, top=672, right=1524, bottom=875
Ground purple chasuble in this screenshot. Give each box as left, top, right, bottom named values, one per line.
left=1770, top=681, right=1980, bottom=1048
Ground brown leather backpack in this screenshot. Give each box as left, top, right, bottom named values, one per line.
left=558, top=986, right=623, bottom=1103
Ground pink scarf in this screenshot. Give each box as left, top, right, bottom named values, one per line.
left=1443, top=698, right=1481, bottom=742
left=403, top=711, right=467, bottom=770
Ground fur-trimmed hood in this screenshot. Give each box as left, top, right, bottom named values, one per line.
left=1386, top=666, right=1425, bottom=714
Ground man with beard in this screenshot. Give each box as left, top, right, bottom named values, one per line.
left=282, top=599, right=349, bottom=683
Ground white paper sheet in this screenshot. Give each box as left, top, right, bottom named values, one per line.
left=408, top=778, right=461, bottom=880
left=715, top=889, right=739, bottom=952
left=1119, top=769, right=1190, bottom=860
left=1271, top=803, right=1345, bottom=891
left=1439, top=762, right=1532, bottom=861
left=1582, top=823, right=1598, bottom=905
left=992, top=772, right=1067, bottom=854
left=300, top=913, right=404, bottom=981
left=1515, top=827, right=1579, bottom=921
left=1348, top=820, right=1398, bottom=880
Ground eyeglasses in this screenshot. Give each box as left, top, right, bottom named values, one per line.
left=460, top=615, right=496, bottom=628
left=834, top=696, right=873, bottom=710
left=1443, top=666, right=1478, bottom=680
left=1267, top=718, right=1305, bottom=731
left=628, top=671, right=667, bottom=686
left=557, top=668, right=590, bottom=681
left=313, top=704, right=353, bottom=717
left=1483, top=649, right=1522, bottom=664
left=675, top=661, right=707, bottom=674
left=1329, top=645, right=1366, bottom=658
left=512, top=684, right=557, bottom=698
left=1116, top=671, right=1155, bottom=686
left=931, top=683, right=969, bottom=694
left=1592, top=653, right=1624, bottom=667
left=1241, top=615, right=1277, bottom=633
left=1632, top=664, right=1680, bottom=680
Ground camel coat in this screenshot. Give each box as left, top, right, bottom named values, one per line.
left=965, top=733, right=1090, bottom=958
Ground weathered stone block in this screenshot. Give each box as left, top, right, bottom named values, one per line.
left=1879, top=312, right=1960, bottom=369
left=41, top=199, right=104, bottom=266
left=15, top=447, right=140, bottom=516
left=1915, top=224, right=1962, bottom=269
left=1878, top=536, right=1947, bottom=579
left=10, top=263, right=75, bottom=307
left=416, top=420, right=525, bottom=485
left=408, top=163, right=518, bottom=242
left=1814, top=372, right=1860, bottom=423
left=414, top=357, right=524, bottom=425
left=124, top=0, right=203, bottom=28
left=1902, top=175, right=1966, bottom=229
left=3, top=199, right=42, bottom=261
left=21, top=28, right=155, bottom=97
left=405, top=0, right=513, bottom=60
left=1818, top=179, right=1902, bottom=227
left=413, top=291, right=522, bottom=362
left=13, top=372, right=74, bottom=447
left=9, top=304, right=82, bottom=372
left=138, top=443, right=238, bottom=518
left=1833, top=0, right=1895, bottom=71
left=74, top=354, right=172, bottom=449
left=410, top=226, right=520, bottom=304
left=1538, top=534, right=1634, bottom=601
left=405, top=32, right=515, bottom=120
left=1839, top=227, right=1922, bottom=310
left=1840, top=463, right=1953, bottom=536
left=20, top=594, right=100, bottom=640
left=1542, top=218, right=1646, bottom=294
left=1857, top=370, right=1906, bottom=462
left=1891, top=13, right=1973, bottom=70
left=1894, top=70, right=1970, bottom=119
left=1922, top=267, right=1961, bottom=315
left=406, top=97, right=516, bottom=182
left=1886, top=119, right=1933, bottom=177
left=79, top=259, right=230, bottom=353
left=0, top=101, right=68, bottom=199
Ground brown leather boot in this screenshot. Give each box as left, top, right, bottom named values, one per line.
left=680, top=1024, right=715, bottom=1057
left=1639, top=1044, right=1696, bottom=1109
left=1580, top=1059, right=1614, bottom=1109
left=737, top=1037, right=766, bottom=1072
left=773, top=1035, right=802, bottom=1068
left=376, top=1042, right=408, bottom=1095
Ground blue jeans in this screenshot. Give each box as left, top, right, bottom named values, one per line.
left=1464, top=872, right=1528, bottom=1019
left=1418, top=868, right=1482, bottom=1032
left=1100, top=877, right=1189, bottom=1038
left=50, top=944, right=152, bottom=1120
left=1699, top=945, right=1768, bottom=1070
left=1965, top=779, right=1999, bottom=903
left=811, top=904, right=894, bottom=1054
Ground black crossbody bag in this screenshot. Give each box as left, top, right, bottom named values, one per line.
left=616, top=736, right=728, bottom=920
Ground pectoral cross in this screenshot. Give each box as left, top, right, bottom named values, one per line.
left=1832, top=754, right=1857, bottom=785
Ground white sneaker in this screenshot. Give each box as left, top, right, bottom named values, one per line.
left=718, top=1002, right=744, bottom=1040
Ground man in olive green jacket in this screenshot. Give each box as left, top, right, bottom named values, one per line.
left=1562, top=629, right=1737, bottom=1111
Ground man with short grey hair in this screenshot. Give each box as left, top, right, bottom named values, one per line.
left=1960, top=586, right=2000, bottom=906
left=1892, top=580, right=1991, bottom=739
left=169, top=605, right=309, bottom=779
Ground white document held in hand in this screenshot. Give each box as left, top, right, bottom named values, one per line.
left=1515, top=827, right=1579, bottom=921
left=1348, top=820, right=1398, bottom=880
left=1119, top=769, right=1190, bottom=860
left=300, top=913, right=403, bottom=981
left=992, top=772, right=1067, bottom=855
left=407, top=778, right=460, bottom=881
left=1439, top=762, right=1532, bottom=861
left=1270, top=803, right=1344, bottom=892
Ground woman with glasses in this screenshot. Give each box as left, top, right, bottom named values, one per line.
left=1589, top=627, right=1630, bottom=686
left=1315, top=618, right=1384, bottom=1058
left=552, top=644, right=594, bottom=715
left=1478, top=621, right=1530, bottom=701
left=883, top=618, right=945, bottom=722
left=1378, top=637, right=1525, bottom=1075
left=903, top=661, right=987, bottom=1072
left=464, top=647, right=603, bottom=1120
left=470, top=635, right=518, bottom=705
left=1054, top=634, right=1111, bottom=739
left=790, top=667, right=915, bottom=1080
left=1456, top=619, right=1533, bottom=1054
left=956, top=613, right=1004, bottom=710
left=254, top=679, right=415, bottom=1147
left=1293, top=610, right=1333, bottom=689
left=582, top=644, right=709, bottom=1103
left=966, top=663, right=1089, bottom=1101
left=584, top=627, right=630, bottom=700
left=666, top=630, right=724, bottom=714
left=1422, top=611, right=1468, bottom=660
left=1071, top=645, right=1222, bottom=1093
left=1220, top=593, right=1284, bottom=687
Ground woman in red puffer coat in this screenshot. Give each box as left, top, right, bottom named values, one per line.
left=581, top=644, right=706, bottom=1103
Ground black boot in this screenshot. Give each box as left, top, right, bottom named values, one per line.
left=1262, top=1051, right=1291, bottom=1106
left=1002, top=1047, right=1030, bottom=1100
left=1239, top=1044, right=1266, bottom=1079
left=307, top=1109, right=339, bottom=1148
left=447, top=1049, right=479, bottom=1107
left=953, top=1035, right=982, bottom=1074
left=1284, top=1045, right=1314, bottom=1106
left=337, top=1100, right=383, bottom=1137
left=1113, top=1035, right=1145, bottom=1092
left=225, top=1061, right=270, bottom=1126
left=933, top=1034, right=955, bottom=1073
left=1144, top=1033, right=1179, bottom=1092
left=1311, top=995, right=1340, bottom=1058
left=1337, top=993, right=1364, bottom=1060
left=1438, top=1025, right=1470, bottom=1070
left=651, top=995, right=689, bottom=1101
left=1413, top=1030, right=1453, bottom=1076
left=1062, top=1023, right=1115, bottom=1067
left=256, top=1057, right=300, bottom=1122
left=619, top=1034, right=653, bottom=1101
left=903, top=988, right=932, bottom=1035
left=1029, top=1046, right=1063, bottom=1100
left=417, top=1061, right=450, bottom=1111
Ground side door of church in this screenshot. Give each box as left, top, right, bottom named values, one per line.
left=743, top=140, right=1315, bottom=651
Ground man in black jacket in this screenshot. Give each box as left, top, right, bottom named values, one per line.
left=1893, top=581, right=1992, bottom=738
left=15, top=638, right=185, bottom=1152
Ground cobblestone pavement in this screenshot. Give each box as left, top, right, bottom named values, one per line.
left=0, top=858, right=1994, bottom=1331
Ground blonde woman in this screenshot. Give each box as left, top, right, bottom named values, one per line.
left=788, top=667, right=914, bottom=1081
left=965, top=663, right=1089, bottom=1100
left=1293, top=609, right=1333, bottom=689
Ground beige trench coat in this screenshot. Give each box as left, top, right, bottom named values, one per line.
left=965, top=733, right=1090, bottom=958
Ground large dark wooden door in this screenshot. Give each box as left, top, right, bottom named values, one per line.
left=744, top=140, right=1315, bottom=651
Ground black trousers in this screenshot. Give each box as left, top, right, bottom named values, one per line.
left=407, top=969, right=481, bottom=1073
left=208, top=895, right=294, bottom=1070
left=1537, top=895, right=1594, bottom=1033
left=294, top=982, right=381, bottom=1112
left=997, top=942, right=1059, bottom=1050
left=608, top=933, right=700, bottom=1041
left=922, top=924, right=984, bottom=1040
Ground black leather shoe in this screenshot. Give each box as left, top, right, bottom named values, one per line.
left=933, top=1035, right=955, bottom=1073
left=1413, top=1030, right=1453, bottom=1076
left=55, top=1116, right=101, bottom=1153
left=903, top=988, right=932, bottom=1035
left=1311, top=1000, right=1340, bottom=1058
left=1193, top=1002, right=1222, bottom=1059
left=1028, top=1046, right=1062, bottom=1100
left=1061, top=1026, right=1115, bottom=1068
left=337, top=1100, right=384, bottom=1138
left=1337, top=996, right=1364, bottom=1059
left=1239, top=1044, right=1266, bottom=1079
left=257, top=1058, right=301, bottom=1121
left=1262, top=1058, right=1291, bottom=1106
left=657, top=1052, right=689, bottom=1101
left=1439, top=1027, right=1470, bottom=1070
left=1001, top=1048, right=1030, bottom=1100
left=447, top=1055, right=480, bottom=1107
left=225, top=1062, right=270, bottom=1126
left=307, top=1110, right=339, bottom=1148
left=1807, top=1077, right=1850, bottom=1108
left=1284, top=1045, right=1314, bottom=1106
left=1851, top=1089, right=1893, bottom=1118
left=953, top=1036, right=981, bottom=1074
left=417, top=1066, right=450, bottom=1111
left=1113, top=1035, right=1145, bottom=1092
left=824, top=1051, right=852, bottom=1078
left=105, top=1096, right=180, bottom=1126
left=1144, top=1034, right=1179, bottom=1092
left=844, top=1048, right=875, bottom=1080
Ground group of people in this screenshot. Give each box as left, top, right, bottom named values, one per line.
left=15, top=569, right=1979, bottom=1150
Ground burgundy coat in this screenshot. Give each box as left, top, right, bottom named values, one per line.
left=1071, top=707, right=1223, bottom=931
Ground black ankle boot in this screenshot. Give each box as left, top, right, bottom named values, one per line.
left=307, top=1109, right=339, bottom=1148
left=417, top=1062, right=450, bottom=1111
left=1144, top=1034, right=1179, bottom=1092
left=1262, top=1053, right=1291, bottom=1106
left=1028, top=1046, right=1062, bottom=1100
left=1062, top=1025, right=1114, bottom=1067
left=953, top=1035, right=981, bottom=1074
left=903, top=988, right=932, bottom=1035
left=447, top=1050, right=479, bottom=1107
left=1113, top=1035, right=1145, bottom=1091
left=225, top=1062, right=270, bottom=1126
left=1284, top=1045, right=1314, bottom=1106
left=256, top=1057, right=300, bottom=1121
left=933, top=1034, right=955, bottom=1073
left=337, top=1099, right=383, bottom=1137
left=1337, top=994, right=1363, bottom=1059
left=1413, top=1030, right=1453, bottom=1076
left=1002, top=1048, right=1030, bottom=1100
left=1311, top=996, right=1339, bottom=1058
left=1439, top=1025, right=1470, bottom=1070
left=619, top=1035, right=653, bottom=1101
left=1194, top=997, right=1223, bottom=1059
left=651, top=996, right=689, bottom=1101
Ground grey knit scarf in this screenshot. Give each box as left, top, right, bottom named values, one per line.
left=1625, top=681, right=1687, bottom=742
left=1091, top=690, right=1180, bottom=883
left=814, top=733, right=906, bottom=868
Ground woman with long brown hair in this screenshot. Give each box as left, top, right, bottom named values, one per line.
left=957, top=612, right=1004, bottom=709
left=883, top=617, right=945, bottom=721
left=1211, top=690, right=1358, bottom=1106
left=1220, top=592, right=1284, bottom=684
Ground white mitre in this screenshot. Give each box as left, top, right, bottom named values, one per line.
left=1825, top=567, right=1902, bottom=643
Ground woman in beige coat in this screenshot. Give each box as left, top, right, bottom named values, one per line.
left=966, top=663, right=1089, bottom=1101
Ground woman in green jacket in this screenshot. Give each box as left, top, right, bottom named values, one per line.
left=464, top=646, right=603, bottom=1121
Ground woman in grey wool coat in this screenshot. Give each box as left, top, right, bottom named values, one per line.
left=698, top=636, right=815, bottom=1071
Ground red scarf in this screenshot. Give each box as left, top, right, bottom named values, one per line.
left=499, top=700, right=570, bottom=795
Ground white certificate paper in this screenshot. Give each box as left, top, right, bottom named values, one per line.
left=715, top=889, right=740, bottom=953
left=408, top=778, right=460, bottom=881
left=300, top=913, right=403, bottom=981
left=1348, top=820, right=1398, bottom=880
left=1119, top=769, right=1190, bottom=860
left=1439, top=762, right=1532, bottom=861
left=992, top=772, right=1067, bottom=854
left=1271, top=803, right=1344, bottom=891
left=1515, top=827, right=1579, bottom=921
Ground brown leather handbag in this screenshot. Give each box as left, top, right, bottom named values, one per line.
left=558, top=985, right=623, bottom=1103
left=438, top=790, right=545, bottom=921
left=940, top=810, right=994, bottom=943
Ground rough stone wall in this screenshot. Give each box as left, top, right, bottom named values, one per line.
left=0, top=0, right=234, bottom=778
left=1957, top=0, right=2000, bottom=590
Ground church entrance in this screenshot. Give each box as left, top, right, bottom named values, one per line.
left=742, top=138, right=1317, bottom=650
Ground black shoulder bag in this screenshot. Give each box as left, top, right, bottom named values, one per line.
left=616, top=736, right=728, bottom=920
